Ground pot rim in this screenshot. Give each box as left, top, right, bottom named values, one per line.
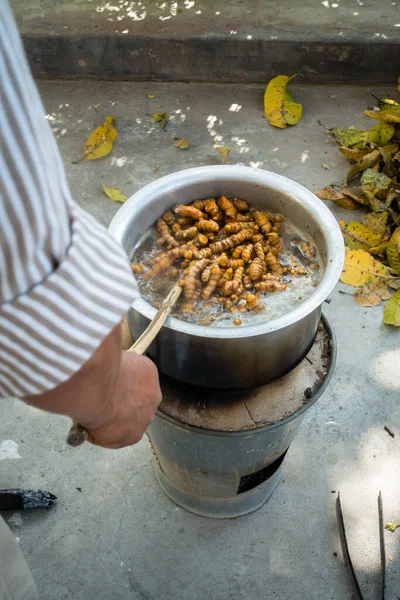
left=110, top=166, right=344, bottom=339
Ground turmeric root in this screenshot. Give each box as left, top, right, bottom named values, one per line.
left=225, top=292, right=242, bottom=311
left=191, top=199, right=209, bottom=210
left=265, top=252, right=283, bottom=274
left=221, top=266, right=244, bottom=296
left=130, top=263, right=146, bottom=275
left=175, top=226, right=198, bottom=240
left=183, top=258, right=210, bottom=299
left=241, top=244, right=253, bottom=263
left=209, top=229, right=253, bottom=254
left=221, top=222, right=255, bottom=235
left=182, top=287, right=201, bottom=313
left=243, top=274, right=253, bottom=289
left=218, top=195, right=237, bottom=219
left=248, top=257, right=264, bottom=282
left=244, top=293, right=264, bottom=312
left=197, top=219, right=220, bottom=233
left=255, top=281, right=287, bottom=292
left=233, top=213, right=253, bottom=222
left=266, top=232, right=280, bottom=246
left=204, top=199, right=219, bottom=218
left=254, top=242, right=265, bottom=262
left=201, top=262, right=214, bottom=283
left=197, top=233, right=209, bottom=247
left=156, top=218, right=179, bottom=248
left=253, top=211, right=272, bottom=234
left=202, top=266, right=223, bottom=299
left=174, top=204, right=204, bottom=220
left=232, top=198, right=249, bottom=212
left=162, top=210, right=174, bottom=224
left=143, top=245, right=184, bottom=279
left=219, top=257, right=244, bottom=269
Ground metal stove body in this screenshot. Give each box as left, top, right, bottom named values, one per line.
left=147, top=314, right=336, bottom=519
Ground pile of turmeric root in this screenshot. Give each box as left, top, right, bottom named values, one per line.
left=131, top=196, right=317, bottom=326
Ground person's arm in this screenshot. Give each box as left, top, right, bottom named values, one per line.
left=0, top=1, right=161, bottom=448
left=25, top=325, right=161, bottom=449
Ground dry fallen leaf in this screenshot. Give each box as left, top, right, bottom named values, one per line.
left=387, top=227, right=400, bottom=273
left=321, top=121, right=395, bottom=148
left=341, top=221, right=383, bottom=252
left=385, top=520, right=400, bottom=532
left=148, top=94, right=155, bottom=99
left=345, top=149, right=381, bottom=184
left=75, top=116, right=117, bottom=162
left=173, top=138, right=189, bottom=150
left=153, top=112, right=168, bottom=128
left=354, top=279, right=391, bottom=306
left=340, top=248, right=389, bottom=287
left=383, top=290, right=400, bottom=327
left=216, top=146, right=231, bottom=164
left=264, top=75, right=302, bottom=129
left=314, top=186, right=359, bottom=210
left=339, top=146, right=371, bottom=162
left=360, top=212, right=389, bottom=236
left=102, top=180, right=128, bottom=203
left=361, top=168, right=391, bottom=204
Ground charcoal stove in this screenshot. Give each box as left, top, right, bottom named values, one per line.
left=147, top=313, right=336, bottom=519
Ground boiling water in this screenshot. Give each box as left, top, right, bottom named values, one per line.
left=129, top=216, right=322, bottom=327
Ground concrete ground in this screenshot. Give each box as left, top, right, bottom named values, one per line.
left=1, top=80, right=399, bottom=599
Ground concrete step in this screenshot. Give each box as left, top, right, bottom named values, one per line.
left=11, top=0, right=400, bottom=83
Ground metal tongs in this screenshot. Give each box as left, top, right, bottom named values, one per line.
left=336, top=491, right=386, bottom=600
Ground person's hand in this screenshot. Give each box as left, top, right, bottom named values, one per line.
left=86, top=351, right=162, bottom=449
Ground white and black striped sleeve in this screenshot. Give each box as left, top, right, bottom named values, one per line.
left=0, top=0, right=138, bottom=398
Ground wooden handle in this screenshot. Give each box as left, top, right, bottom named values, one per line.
left=66, top=283, right=182, bottom=447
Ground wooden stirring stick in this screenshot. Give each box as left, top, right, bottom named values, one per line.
left=66, top=282, right=182, bottom=447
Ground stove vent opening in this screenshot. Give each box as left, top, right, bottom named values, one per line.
left=237, top=449, right=288, bottom=494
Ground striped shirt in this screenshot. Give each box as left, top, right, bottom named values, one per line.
left=0, top=0, right=138, bottom=398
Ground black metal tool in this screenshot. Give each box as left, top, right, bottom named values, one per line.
left=336, top=492, right=386, bottom=600
left=0, top=489, right=57, bottom=511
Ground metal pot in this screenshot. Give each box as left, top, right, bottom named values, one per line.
left=109, top=166, right=344, bottom=389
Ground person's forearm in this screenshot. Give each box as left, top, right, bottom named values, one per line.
left=23, top=325, right=122, bottom=429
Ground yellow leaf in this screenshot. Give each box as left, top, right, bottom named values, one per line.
left=387, top=227, right=400, bottom=273
left=323, top=121, right=394, bottom=148
left=153, top=112, right=168, bottom=128
left=216, top=146, right=231, bottom=164
left=354, top=279, right=391, bottom=306
left=339, top=146, right=371, bottom=162
left=264, top=75, right=302, bottom=129
left=148, top=94, right=155, bottom=99
left=314, top=186, right=359, bottom=209
left=369, top=241, right=389, bottom=256
left=360, top=212, right=389, bottom=236
left=360, top=168, right=391, bottom=202
left=340, top=247, right=389, bottom=287
left=385, top=520, right=400, bottom=531
left=345, top=149, right=381, bottom=184
left=389, top=277, right=400, bottom=290
left=342, top=222, right=382, bottom=250
left=341, top=187, right=370, bottom=206
left=173, top=138, right=189, bottom=150
left=364, top=109, right=400, bottom=124
left=76, top=116, right=117, bottom=162
left=102, top=180, right=127, bottom=203
left=383, top=291, right=400, bottom=326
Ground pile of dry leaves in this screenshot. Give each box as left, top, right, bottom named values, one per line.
left=315, top=86, right=400, bottom=326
